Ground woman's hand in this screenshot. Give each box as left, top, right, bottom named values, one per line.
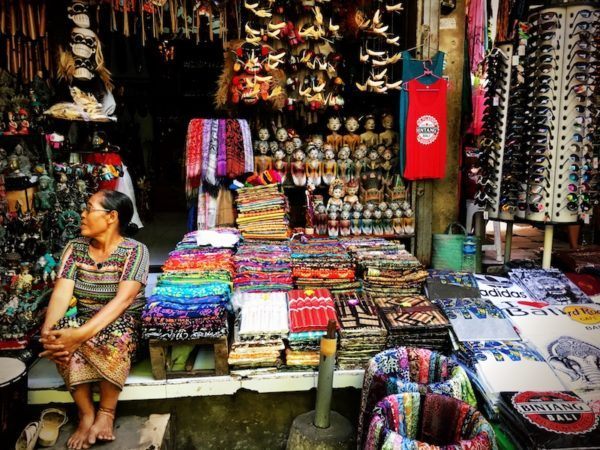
left=39, top=327, right=86, bottom=364
left=48, top=328, right=86, bottom=355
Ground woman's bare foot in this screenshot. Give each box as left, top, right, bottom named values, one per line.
left=87, top=407, right=116, bottom=444
left=67, top=412, right=94, bottom=450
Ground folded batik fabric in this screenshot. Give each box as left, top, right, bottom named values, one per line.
left=235, top=184, right=290, bottom=240
left=288, top=289, right=339, bottom=333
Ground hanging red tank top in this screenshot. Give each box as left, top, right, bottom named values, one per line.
left=403, top=78, right=447, bottom=180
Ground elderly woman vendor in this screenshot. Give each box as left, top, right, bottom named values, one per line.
left=40, top=190, right=149, bottom=449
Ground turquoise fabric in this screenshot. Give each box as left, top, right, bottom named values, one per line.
left=399, top=51, right=446, bottom=173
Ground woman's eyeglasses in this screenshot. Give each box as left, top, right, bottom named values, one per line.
left=82, top=206, right=112, bottom=214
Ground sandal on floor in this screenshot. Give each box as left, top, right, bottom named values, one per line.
left=14, top=421, right=40, bottom=450
left=38, top=408, right=68, bottom=447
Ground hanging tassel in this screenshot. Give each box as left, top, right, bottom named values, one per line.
left=140, top=1, right=146, bottom=46
left=111, top=5, right=117, bottom=32
left=183, top=0, right=188, bottom=39
left=158, top=3, right=163, bottom=34
left=169, top=0, right=175, bottom=33
left=123, top=0, right=130, bottom=37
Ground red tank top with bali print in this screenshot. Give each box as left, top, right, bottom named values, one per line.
left=403, top=78, right=447, bottom=180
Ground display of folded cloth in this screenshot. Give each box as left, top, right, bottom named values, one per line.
left=142, top=234, right=234, bottom=341
left=235, top=184, right=290, bottom=240
left=290, top=239, right=357, bottom=293
left=425, top=270, right=481, bottom=300
left=288, top=288, right=339, bottom=333
left=284, top=348, right=320, bottom=368
left=334, top=292, right=387, bottom=369
left=233, top=243, right=293, bottom=292
left=228, top=323, right=285, bottom=369
left=376, top=295, right=451, bottom=352
left=235, top=291, right=289, bottom=337
left=345, top=242, right=427, bottom=297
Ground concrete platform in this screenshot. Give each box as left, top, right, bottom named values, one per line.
left=46, top=414, right=172, bottom=450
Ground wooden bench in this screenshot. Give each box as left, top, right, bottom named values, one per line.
left=149, top=337, right=229, bottom=379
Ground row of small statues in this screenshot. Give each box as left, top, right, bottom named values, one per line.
left=311, top=199, right=415, bottom=237
left=0, top=144, right=36, bottom=178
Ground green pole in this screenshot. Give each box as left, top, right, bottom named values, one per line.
left=314, top=320, right=337, bottom=429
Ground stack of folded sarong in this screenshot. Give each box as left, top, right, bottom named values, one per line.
left=142, top=231, right=235, bottom=341
left=286, top=288, right=339, bottom=369
left=374, top=295, right=452, bottom=352
left=235, top=184, right=290, bottom=240
left=290, top=239, right=359, bottom=294
left=228, top=291, right=289, bottom=370
left=348, top=243, right=428, bottom=297
left=233, top=243, right=293, bottom=292
left=334, top=292, right=387, bottom=369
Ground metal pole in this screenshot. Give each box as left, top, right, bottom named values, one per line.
left=314, top=320, right=337, bottom=429
left=504, top=222, right=513, bottom=265
left=542, top=224, right=554, bottom=269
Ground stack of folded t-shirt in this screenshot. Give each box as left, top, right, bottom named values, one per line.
left=142, top=231, right=236, bottom=341
left=235, top=184, right=290, bottom=240
left=374, top=295, right=452, bottom=352
left=457, top=340, right=565, bottom=417
left=233, top=242, right=293, bottom=292
left=290, top=239, right=359, bottom=294
left=498, top=391, right=600, bottom=449
left=286, top=288, right=339, bottom=369
left=334, top=292, right=387, bottom=369
left=228, top=291, right=289, bottom=370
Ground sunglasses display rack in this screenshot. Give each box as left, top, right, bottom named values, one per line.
left=478, top=3, right=599, bottom=227
left=476, top=43, right=515, bottom=221
left=525, top=3, right=599, bottom=224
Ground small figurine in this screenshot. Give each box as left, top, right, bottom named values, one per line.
left=393, top=208, right=404, bottom=235
left=343, top=116, right=361, bottom=152
left=305, top=145, right=322, bottom=187
left=360, top=115, right=380, bottom=146
left=379, top=113, right=398, bottom=147
left=344, top=179, right=360, bottom=206
left=34, top=174, right=56, bottom=212
left=275, top=127, right=289, bottom=149
left=327, top=210, right=339, bottom=238
left=311, top=134, right=324, bottom=158
left=403, top=208, right=415, bottom=234
left=361, top=208, right=373, bottom=235
left=291, top=149, right=307, bottom=187
left=314, top=203, right=328, bottom=236
left=273, top=149, right=288, bottom=184
left=373, top=209, right=384, bottom=236
left=351, top=210, right=362, bottom=236
left=254, top=127, right=271, bottom=151
left=339, top=209, right=351, bottom=237
left=353, top=144, right=368, bottom=180
left=326, top=116, right=343, bottom=151
left=284, top=140, right=296, bottom=163
left=14, top=263, right=33, bottom=292
left=255, top=141, right=273, bottom=174
left=12, top=144, right=32, bottom=176
left=361, top=154, right=383, bottom=204
left=0, top=148, right=7, bottom=173
left=387, top=174, right=407, bottom=202
left=383, top=208, right=394, bottom=235
left=321, top=147, right=337, bottom=186
left=327, top=178, right=345, bottom=211
left=337, top=145, right=353, bottom=183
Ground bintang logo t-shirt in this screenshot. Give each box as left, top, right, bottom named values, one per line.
left=403, top=78, right=447, bottom=180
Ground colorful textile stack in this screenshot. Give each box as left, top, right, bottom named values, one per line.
left=334, top=292, right=387, bottom=369
left=374, top=295, right=451, bottom=352
left=233, top=243, right=293, bottom=292
left=347, top=242, right=428, bottom=297
left=290, top=239, right=359, bottom=294
left=235, top=184, right=290, bottom=240
left=142, top=231, right=236, bottom=341
left=286, top=288, right=339, bottom=369
left=228, top=291, right=289, bottom=370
